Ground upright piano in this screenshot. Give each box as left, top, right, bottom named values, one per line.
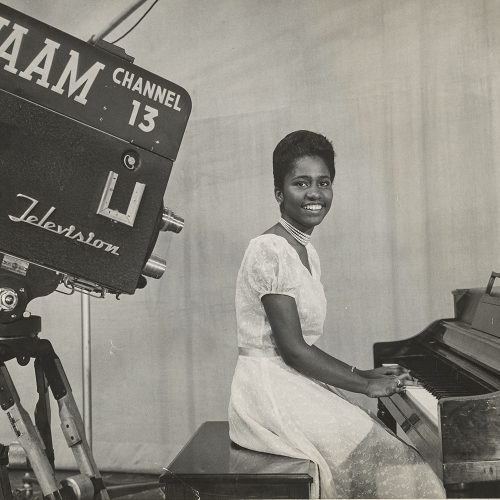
left=374, top=272, right=500, bottom=497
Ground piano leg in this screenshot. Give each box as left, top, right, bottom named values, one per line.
left=376, top=400, right=397, bottom=433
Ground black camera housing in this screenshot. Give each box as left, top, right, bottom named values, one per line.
left=0, top=4, right=191, bottom=295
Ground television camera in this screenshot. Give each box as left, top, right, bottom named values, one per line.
left=0, top=3, right=191, bottom=498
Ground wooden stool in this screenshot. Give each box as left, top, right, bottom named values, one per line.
left=160, top=421, right=314, bottom=499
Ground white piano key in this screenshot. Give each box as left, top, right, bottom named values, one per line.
left=403, top=386, right=439, bottom=426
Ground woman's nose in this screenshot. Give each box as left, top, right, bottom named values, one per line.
left=306, top=187, right=321, bottom=199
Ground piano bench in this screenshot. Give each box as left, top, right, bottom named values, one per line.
left=160, top=421, right=314, bottom=499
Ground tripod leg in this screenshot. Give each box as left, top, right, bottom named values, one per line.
left=34, top=357, right=55, bottom=469
left=40, top=350, right=109, bottom=500
left=55, top=359, right=109, bottom=500
left=0, top=364, right=62, bottom=500
left=0, top=444, right=13, bottom=500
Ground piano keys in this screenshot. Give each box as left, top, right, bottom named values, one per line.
left=373, top=272, right=500, bottom=497
left=402, top=386, right=438, bottom=426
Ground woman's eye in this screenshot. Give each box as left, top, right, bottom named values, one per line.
left=320, top=180, right=331, bottom=187
left=295, top=181, right=308, bottom=187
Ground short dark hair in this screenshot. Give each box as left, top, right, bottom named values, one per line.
left=273, top=130, right=336, bottom=190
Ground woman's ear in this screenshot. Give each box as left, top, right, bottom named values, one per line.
left=274, top=188, right=283, bottom=204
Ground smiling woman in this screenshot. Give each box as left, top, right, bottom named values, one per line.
left=228, top=130, right=446, bottom=499
left=276, top=155, right=333, bottom=233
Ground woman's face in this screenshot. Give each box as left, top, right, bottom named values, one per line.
left=275, top=155, right=333, bottom=233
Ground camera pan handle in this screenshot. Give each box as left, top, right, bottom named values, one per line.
left=486, top=272, right=500, bottom=296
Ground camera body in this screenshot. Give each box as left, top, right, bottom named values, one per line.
left=0, top=4, right=191, bottom=296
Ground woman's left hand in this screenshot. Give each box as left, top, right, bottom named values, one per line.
left=358, top=365, right=412, bottom=380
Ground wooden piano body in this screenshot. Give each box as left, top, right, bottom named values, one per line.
left=374, top=273, right=500, bottom=497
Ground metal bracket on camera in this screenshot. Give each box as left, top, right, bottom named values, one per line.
left=58, top=276, right=107, bottom=299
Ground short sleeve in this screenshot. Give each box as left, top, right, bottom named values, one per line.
left=241, top=236, right=300, bottom=299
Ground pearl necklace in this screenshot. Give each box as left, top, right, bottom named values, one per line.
left=279, top=217, right=311, bottom=246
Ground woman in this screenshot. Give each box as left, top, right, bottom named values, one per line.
left=228, top=130, right=445, bottom=499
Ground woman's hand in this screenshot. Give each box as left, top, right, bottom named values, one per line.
left=358, top=365, right=411, bottom=379
left=364, top=374, right=419, bottom=398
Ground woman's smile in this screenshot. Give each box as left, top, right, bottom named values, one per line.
left=302, top=202, right=325, bottom=213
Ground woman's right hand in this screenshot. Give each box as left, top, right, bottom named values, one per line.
left=364, top=374, right=417, bottom=398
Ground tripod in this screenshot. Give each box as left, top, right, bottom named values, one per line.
left=0, top=261, right=162, bottom=499
left=0, top=315, right=109, bottom=500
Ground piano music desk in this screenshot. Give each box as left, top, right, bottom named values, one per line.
left=160, top=421, right=314, bottom=499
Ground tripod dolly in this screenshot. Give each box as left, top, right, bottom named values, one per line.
left=0, top=265, right=109, bottom=500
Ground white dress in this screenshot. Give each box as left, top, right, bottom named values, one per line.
left=228, top=234, right=446, bottom=499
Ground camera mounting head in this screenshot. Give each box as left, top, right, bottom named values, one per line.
left=0, top=254, right=60, bottom=325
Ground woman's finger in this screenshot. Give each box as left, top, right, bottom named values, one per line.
left=385, top=367, right=400, bottom=375
left=398, top=372, right=414, bottom=382
left=401, top=380, right=421, bottom=387
left=383, top=363, right=409, bottom=373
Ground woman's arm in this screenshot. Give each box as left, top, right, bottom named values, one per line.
left=261, top=293, right=412, bottom=397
